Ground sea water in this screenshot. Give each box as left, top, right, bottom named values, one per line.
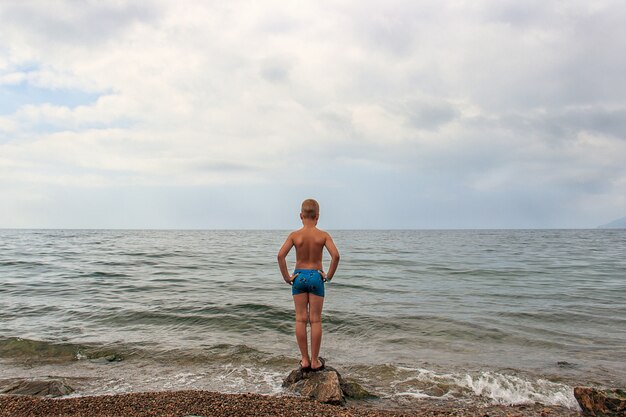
left=1, top=229, right=624, bottom=408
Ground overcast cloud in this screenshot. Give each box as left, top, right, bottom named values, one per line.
left=1, top=0, right=625, bottom=229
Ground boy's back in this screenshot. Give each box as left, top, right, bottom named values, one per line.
left=291, top=227, right=331, bottom=271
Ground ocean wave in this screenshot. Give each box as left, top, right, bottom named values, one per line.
left=79, top=271, right=131, bottom=278
left=0, top=337, right=130, bottom=363
left=0, top=259, right=48, bottom=268
left=388, top=366, right=578, bottom=409
left=0, top=337, right=287, bottom=367
left=88, top=303, right=295, bottom=333
left=0, top=338, right=580, bottom=409
left=459, top=372, right=577, bottom=408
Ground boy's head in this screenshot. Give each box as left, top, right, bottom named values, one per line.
left=301, top=199, right=319, bottom=220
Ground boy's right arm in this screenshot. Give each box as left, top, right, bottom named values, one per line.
left=277, top=233, right=298, bottom=284
left=323, top=233, right=340, bottom=281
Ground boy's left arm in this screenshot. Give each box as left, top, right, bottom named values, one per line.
left=322, top=233, right=340, bottom=281
left=277, top=233, right=297, bottom=284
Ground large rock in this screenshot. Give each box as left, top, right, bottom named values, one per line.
left=340, top=377, right=376, bottom=400
left=283, top=361, right=375, bottom=405
left=574, top=387, right=626, bottom=416
left=0, top=378, right=74, bottom=397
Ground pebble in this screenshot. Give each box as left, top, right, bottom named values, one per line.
left=0, top=390, right=583, bottom=417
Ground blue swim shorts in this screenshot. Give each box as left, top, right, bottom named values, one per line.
left=291, top=269, right=325, bottom=297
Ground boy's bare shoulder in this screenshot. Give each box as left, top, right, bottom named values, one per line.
left=315, top=228, right=333, bottom=240
left=289, top=228, right=303, bottom=236
left=309, top=229, right=329, bottom=246
left=287, top=228, right=305, bottom=240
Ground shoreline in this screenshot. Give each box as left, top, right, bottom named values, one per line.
left=0, top=389, right=582, bottom=417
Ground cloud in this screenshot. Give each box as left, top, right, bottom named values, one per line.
left=0, top=1, right=159, bottom=46
left=0, top=0, right=625, bottom=228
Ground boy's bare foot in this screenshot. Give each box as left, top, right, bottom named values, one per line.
left=299, top=358, right=311, bottom=371
left=310, top=357, right=325, bottom=371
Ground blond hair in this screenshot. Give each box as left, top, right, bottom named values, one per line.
left=301, top=199, right=319, bottom=219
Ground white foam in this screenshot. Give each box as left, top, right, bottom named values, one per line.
left=212, top=364, right=285, bottom=394
left=456, top=372, right=578, bottom=408
left=390, top=367, right=579, bottom=409
left=101, top=378, right=133, bottom=393
left=395, top=391, right=433, bottom=399
left=162, top=372, right=204, bottom=388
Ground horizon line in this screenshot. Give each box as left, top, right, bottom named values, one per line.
left=0, top=227, right=619, bottom=231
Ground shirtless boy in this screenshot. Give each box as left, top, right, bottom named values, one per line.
left=277, top=199, right=340, bottom=372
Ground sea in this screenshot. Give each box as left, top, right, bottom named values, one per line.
left=1, top=229, right=625, bottom=410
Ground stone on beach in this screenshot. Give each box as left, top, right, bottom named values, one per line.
left=341, top=377, right=377, bottom=400
left=282, top=361, right=375, bottom=404
left=0, top=378, right=74, bottom=397
left=574, top=387, right=626, bottom=416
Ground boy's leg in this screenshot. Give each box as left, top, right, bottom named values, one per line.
left=293, top=293, right=310, bottom=367
left=308, top=293, right=324, bottom=369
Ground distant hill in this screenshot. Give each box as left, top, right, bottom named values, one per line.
left=598, top=216, right=626, bottom=229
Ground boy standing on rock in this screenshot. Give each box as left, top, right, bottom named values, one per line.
left=277, top=199, right=340, bottom=372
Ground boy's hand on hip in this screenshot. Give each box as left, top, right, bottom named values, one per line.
left=287, top=273, right=299, bottom=285
left=319, top=270, right=329, bottom=282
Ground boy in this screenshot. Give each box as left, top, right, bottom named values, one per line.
left=277, top=199, right=340, bottom=372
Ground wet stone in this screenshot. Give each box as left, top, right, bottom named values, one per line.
left=556, top=361, right=577, bottom=369
left=574, top=387, right=626, bottom=417
left=283, top=362, right=375, bottom=405
left=0, top=378, right=74, bottom=397
left=341, top=378, right=377, bottom=400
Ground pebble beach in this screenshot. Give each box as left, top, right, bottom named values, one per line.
left=0, top=390, right=583, bottom=417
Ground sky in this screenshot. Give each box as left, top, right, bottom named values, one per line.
left=1, top=0, right=625, bottom=229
